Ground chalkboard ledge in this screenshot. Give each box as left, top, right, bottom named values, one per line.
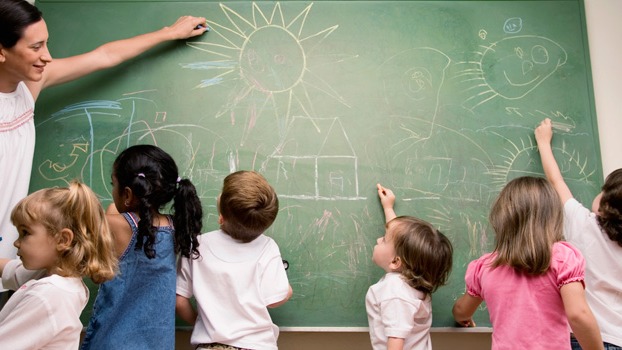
left=279, top=327, right=493, bottom=333
left=174, top=326, right=493, bottom=333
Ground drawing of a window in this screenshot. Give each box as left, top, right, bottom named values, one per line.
left=268, top=116, right=361, bottom=200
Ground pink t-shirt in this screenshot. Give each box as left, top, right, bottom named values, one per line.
left=465, top=241, right=584, bottom=350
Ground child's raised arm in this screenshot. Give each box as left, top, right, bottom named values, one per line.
left=377, top=183, right=397, bottom=223
left=534, top=118, right=573, bottom=204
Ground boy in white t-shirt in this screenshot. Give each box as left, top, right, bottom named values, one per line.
left=176, top=171, right=293, bottom=350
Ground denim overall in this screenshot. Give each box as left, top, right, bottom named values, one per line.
left=81, top=212, right=176, bottom=350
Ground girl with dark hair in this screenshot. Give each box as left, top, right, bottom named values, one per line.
left=81, top=144, right=203, bottom=350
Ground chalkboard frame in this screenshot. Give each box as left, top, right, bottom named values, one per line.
left=31, top=0, right=600, bottom=330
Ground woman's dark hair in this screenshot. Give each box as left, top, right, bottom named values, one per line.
left=0, top=0, right=42, bottom=48
left=597, top=168, right=622, bottom=247
left=113, top=144, right=203, bottom=259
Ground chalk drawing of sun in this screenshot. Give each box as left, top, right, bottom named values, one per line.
left=182, top=2, right=348, bottom=145
left=487, top=132, right=596, bottom=196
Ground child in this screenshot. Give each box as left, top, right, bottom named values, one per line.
left=535, top=118, right=622, bottom=349
left=452, top=176, right=604, bottom=350
left=80, top=144, right=203, bottom=350
left=0, top=181, right=117, bottom=349
left=176, top=170, right=293, bottom=350
left=0, top=0, right=207, bottom=291
left=368, top=184, right=453, bottom=350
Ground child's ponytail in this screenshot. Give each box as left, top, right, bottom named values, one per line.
left=65, top=181, right=117, bottom=283
left=11, top=181, right=117, bottom=284
left=173, top=178, right=202, bottom=259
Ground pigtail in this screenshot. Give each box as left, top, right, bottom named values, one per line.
left=132, top=174, right=157, bottom=259
left=136, top=196, right=157, bottom=259
left=173, top=178, right=202, bottom=259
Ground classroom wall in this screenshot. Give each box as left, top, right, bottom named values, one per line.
left=585, top=0, right=622, bottom=175
left=43, top=0, right=616, bottom=348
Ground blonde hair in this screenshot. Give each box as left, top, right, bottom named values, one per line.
left=490, top=176, right=563, bottom=275
left=11, top=181, right=117, bottom=283
left=219, top=171, right=279, bottom=242
left=389, top=216, right=453, bottom=294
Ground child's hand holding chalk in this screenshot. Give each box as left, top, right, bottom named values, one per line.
left=377, top=183, right=397, bottom=222
left=377, top=183, right=396, bottom=208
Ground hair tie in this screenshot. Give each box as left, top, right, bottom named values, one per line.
left=176, top=177, right=181, bottom=183
left=137, top=173, right=146, bottom=178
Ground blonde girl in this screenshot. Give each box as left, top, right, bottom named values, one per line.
left=453, top=176, right=603, bottom=350
left=0, top=181, right=117, bottom=349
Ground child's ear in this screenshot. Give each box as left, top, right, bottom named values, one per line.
left=218, top=214, right=224, bottom=225
left=56, top=228, right=74, bottom=251
left=390, top=256, right=402, bottom=271
left=123, top=186, right=135, bottom=208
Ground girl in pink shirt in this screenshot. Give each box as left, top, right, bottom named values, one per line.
left=452, top=176, right=603, bottom=350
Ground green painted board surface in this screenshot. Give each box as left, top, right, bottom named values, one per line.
left=32, top=0, right=601, bottom=328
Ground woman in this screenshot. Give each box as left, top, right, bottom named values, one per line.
left=0, top=0, right=207, bottom=290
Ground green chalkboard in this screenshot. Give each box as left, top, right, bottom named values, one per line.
left=32, top=0, right=601, bottom=328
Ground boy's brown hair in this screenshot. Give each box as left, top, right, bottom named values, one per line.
left=219, top=171, right=279, bottom=242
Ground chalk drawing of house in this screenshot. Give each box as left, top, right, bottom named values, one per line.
left=266, top=116, right=363, bottom=200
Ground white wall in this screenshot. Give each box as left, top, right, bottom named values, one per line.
left=585, top=0, right=622, bottom=176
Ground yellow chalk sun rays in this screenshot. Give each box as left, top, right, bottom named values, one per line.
left=184, top=2, right=347, bottom=145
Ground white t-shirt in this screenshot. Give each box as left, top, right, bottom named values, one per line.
left=177, top=230, right=290, bottom=350
left=365, top=272, right=432, bottom=350
left=564, top=198, right=622, bottom=347
left=0, top=260, right=88, bottom=349
left=0, top=82, right=36, bottom=291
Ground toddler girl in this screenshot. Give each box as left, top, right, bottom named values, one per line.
left=0, top=181, right=117, bottom=349
left=367, top=184, right=453, bottom=350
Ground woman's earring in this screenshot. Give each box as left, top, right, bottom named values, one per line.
left=124, top=200, right=130, bottom=207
